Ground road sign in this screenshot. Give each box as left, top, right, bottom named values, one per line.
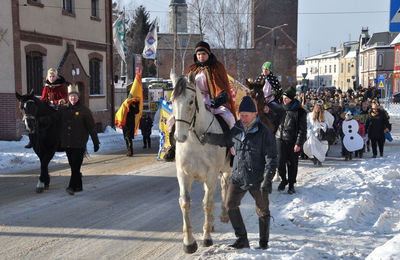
left=390, top=0, right=400, bottom=32
left=347, top=79, right=350, bottom=83
left=378, top=74, right=385, bottom=89
left=302, top=73, right=308, bottom=79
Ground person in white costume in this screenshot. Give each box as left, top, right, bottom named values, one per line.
left=303, top=100, right=334, bottom=166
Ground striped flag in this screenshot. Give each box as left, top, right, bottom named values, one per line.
left=115, top=68, right=143, bottom=135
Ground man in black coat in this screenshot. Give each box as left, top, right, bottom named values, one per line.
left=365, top=102, right=391, bottom=158
left=275, top=86, right=307, bottom=194
left=123, top=101, right=139, bottom=156
left=226, top=96, right=277, bottom=250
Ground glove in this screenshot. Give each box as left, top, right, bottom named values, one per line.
left=210, top=91, right=228, bottom=108
left=94, top=143, right=99, bottom=152
left=261, top=180, right=272, bottom=194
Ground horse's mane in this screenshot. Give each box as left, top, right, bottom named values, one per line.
left=172, top=76, right=190, bottom=100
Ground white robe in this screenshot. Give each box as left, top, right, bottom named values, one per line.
left=303, top=111, right=334, bottom=162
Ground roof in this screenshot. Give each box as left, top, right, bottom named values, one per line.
left=366, top=32, right=398, bottom=47
left=304, top=50, right=340, bottom=61
left=169, top=0, right=187, bottom=5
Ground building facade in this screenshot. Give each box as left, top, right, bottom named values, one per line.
left=338, top=42, right=358, bottom=91
left=1, top=0, right=113, bottom=140
left=302, top=48, right=340, bottom=90
left=359, top=31, right=397, bottom=97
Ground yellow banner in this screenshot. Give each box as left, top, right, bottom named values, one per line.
left=227, top=74, right=250, bottom=115
left=157, top=98, right=172, bottom=160
left=115, top=69, right=143, bottom=136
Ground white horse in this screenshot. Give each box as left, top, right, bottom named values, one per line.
left=170, top=72, right=232, bottom=254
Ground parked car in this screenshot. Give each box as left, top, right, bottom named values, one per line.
left=392, top=92, right=400, bottom=104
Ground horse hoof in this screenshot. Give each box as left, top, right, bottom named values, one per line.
left=203, top=238, right=213, bottom=247
left=36, top=187, right=44, bottom=193
left=220, top=215, right=229, bottom=223
left=183, top=241, right=198, bottom=254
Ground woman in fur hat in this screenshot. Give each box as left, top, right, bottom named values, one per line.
left=40, top=68, right=68, bottom=107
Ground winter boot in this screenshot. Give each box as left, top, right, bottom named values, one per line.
left=257, top=215, right=270, bottom=250
left=277, top=180, right=287, bottom=191
left=163, top=145, right=175, bottom=162
left=228, top=208, right=249, bottom=249
left=288, top=183, right=296, bottom=194
left=125, top=136, right=133, bottom=156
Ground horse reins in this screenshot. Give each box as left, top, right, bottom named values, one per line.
left=174, top=84, right=215, bottom=145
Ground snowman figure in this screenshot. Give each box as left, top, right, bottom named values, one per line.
left=342, top=111, right=364, bottom=160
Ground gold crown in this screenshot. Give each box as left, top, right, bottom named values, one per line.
left=68, top=84, right=79, bottom=94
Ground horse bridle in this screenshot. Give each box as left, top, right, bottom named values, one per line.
left=21, top=99, right=37, bottom=133
left=174, top=84, right=215, bottom=145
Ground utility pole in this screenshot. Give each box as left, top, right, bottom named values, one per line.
left=172, top=5, right=178, bottom=73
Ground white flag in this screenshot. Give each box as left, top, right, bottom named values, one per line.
left=113, top=16, right=127, bottom=63
left=142, top=19, right=158, bottom=59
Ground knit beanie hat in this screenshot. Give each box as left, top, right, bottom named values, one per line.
left=283, top=86, right=296, bottom=100
left=262, top=61, right=272, bottom=70
left=195, top=41, right=211, bottom=54
left=239, top=96, right=256, bottom=112
left=345, top=111, right=353, bottom=120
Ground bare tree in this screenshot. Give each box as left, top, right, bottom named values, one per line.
left=187, top=0, right=209, bottom=40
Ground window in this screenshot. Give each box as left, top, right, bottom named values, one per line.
left=63, top=0, right=74, bottom=14
left=325, top=65, right=327, bottom=73
left=334, top=64, right=336, bottom=73
left=341, top=63, right=343, bottom=73
left=90, top=59, right=102, bottom=94
left=306, top=68, right=308, bottom=74
left=348, top=63, right=351, bottom=73
left=396, top=50, right=400, bottom=66
left=91, top=0, right=99, bottom=18
left=26, top=52, right=44, bottom=96
left=378, top=54, right=383, bottom=67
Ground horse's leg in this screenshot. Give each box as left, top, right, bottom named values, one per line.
left=202, top=175, right=218, bottom=247
left=219, top=171, right=230, bottom=223
left=37, top=151, right=55, bottom=192
left=177, top=170, right=197, bottom=254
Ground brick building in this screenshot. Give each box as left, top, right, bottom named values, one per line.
left=0, top=0, right=113, bottom=140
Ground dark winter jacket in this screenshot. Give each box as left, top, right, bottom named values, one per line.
left=275, top=99, right=307, bottom=147
left=59, top=100, right=99, bottom=149
left=365, top=108, right=390, bottom=140
left=230, top=117, right=277, bottom=191
left=123, top=102, right=140, bottom=139
left=139, top=116, right=153, bottom=136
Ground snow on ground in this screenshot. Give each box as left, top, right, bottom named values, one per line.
left=1, top=112, right=400, bottom=259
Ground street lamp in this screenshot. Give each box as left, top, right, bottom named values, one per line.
left=257, top=23, right=288, bottom=64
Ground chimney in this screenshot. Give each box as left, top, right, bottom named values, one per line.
left=331, top=47, right=336, bottom=53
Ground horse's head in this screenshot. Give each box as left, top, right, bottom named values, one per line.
left=245, top=78, right=265, bottom=105
left=170, top=71, right=198, bottom=143
left=16, top=90, right=40, bottom=133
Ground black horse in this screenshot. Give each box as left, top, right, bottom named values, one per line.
left=16, top=90, right=61, bottom=193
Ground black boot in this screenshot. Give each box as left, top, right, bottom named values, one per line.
left=228, top=208, right=249, bottom=249
left=163, top=145, right=175, bottom=162
left=277, top=180, right=287, bottom=191
left=125, top=136, right=133, bottom=156
left=25, top=141, right=33, bottom=149
left=257, top=216, right=270, bottom=250
left=288, top=183, right=296, bottom=194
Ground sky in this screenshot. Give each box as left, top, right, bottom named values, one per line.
left=1, top=108, right=400, bottom=258
left=117, top=0, right=391, bottom=60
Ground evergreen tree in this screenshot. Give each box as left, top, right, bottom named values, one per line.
left=126, top=5, right=156, bottom=78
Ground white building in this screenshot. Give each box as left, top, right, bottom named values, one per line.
left=302, top=47, right=340, bottom=89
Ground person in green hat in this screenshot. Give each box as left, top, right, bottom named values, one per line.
left=256, top=61, right=283, bottom=103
